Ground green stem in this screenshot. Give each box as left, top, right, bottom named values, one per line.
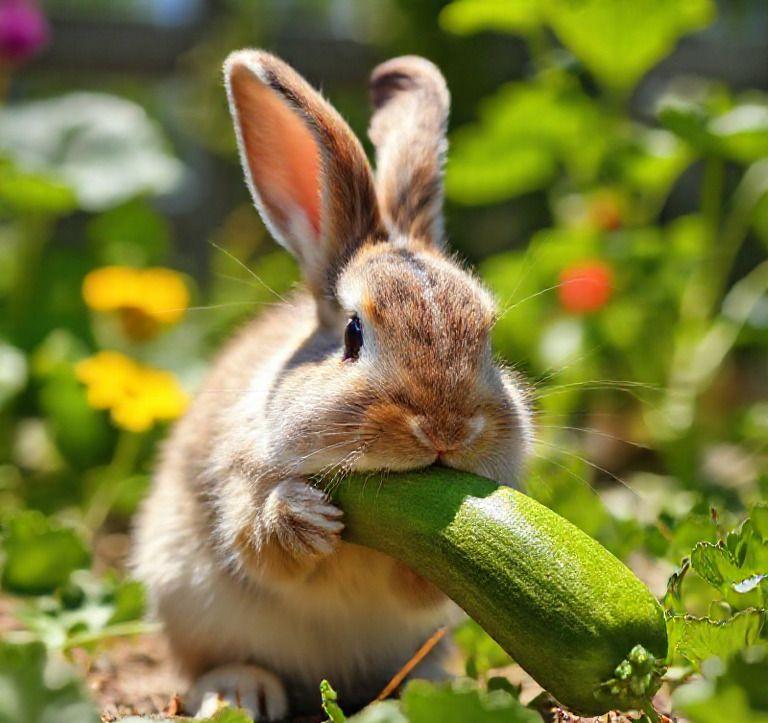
left=63, top=620, right=160, bottom=651
left=8, top=215, right=53, bottom=342
left=84, top=430, right=144, bottom=532
left=701, top=157, right=725, bottom=244
left=680, top=157, right=725, bottom=324
left=653, top=258, right=768, bottom=437
left=654, top=159, right=766, bottom=440
left=709, top=159, right=768, bottom=306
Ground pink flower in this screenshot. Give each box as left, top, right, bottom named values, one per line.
left=0, top=0, right=49, bottom=64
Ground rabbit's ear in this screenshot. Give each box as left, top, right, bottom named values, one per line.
left=224, top=50, right=384, bottom=301
left=369, top=56, right=450, bottom=249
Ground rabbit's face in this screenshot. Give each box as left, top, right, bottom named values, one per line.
left=225, top=51, right=532, bottom=485
left=335, top=242, right=531, bottom=484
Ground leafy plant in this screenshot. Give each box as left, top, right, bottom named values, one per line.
left=0, top=0, right=765, bottom=720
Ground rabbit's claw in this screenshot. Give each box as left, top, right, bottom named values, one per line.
left=262, top=477, right=344, bottom=559
left=188, top=664, right=288, bottom=720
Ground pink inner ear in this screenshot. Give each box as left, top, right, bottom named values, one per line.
left=230, top=64, right=322, bottom=240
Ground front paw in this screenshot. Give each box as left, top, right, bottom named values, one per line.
left=261, top=477, right=344, bottom=560
left=188, top=664, right=288, bottom=720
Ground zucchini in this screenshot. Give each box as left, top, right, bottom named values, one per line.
left=328, top=468, right=667, bottom=715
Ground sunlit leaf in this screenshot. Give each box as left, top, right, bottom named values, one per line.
left=667, top=609, right=765, bottom=668
left=751, top=504, right=768, bottom=540
left=447, top=82, right=605, bottom=204
left=710, top=103, right=768, bottom=163
left=690, top=542, right=746, bottom=591
left=613, top=128, right=693, bottom=198
left=350, top=701, right=407, bottom=723
left=401, top=679, right=541, bottom=723
left=440, top=0, right=542, bottom=35
left=0, top=163, right=77, bottom=215
left=660, top=95, right=768, bottom=163
left=321, top=679, right=347, bottom=723
left=544, top=0, right=715, bottom=92
left=1, top=511, right=90, bottom=595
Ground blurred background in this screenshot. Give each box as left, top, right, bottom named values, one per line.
left=1, top=1, right=767, bottom=721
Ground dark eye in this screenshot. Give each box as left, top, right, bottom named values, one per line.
left=343, top=314, right=363, bottom=361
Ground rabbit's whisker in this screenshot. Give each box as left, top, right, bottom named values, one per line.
left=535, top=424, right=651, bottom=451
left=534, top=438, right=641, bottom=498
left=209, top=240, right=289, bottom=303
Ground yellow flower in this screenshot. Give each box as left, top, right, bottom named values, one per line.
left=76, top=351, right=189, bottom=433
left=82, top=266, right=189, bottom=341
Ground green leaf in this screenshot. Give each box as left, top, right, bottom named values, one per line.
left=664, top=513, right=718, bottom=565
left=660, top=95, right=768, bottom=163
left=454, top=619, right=513, bottom=678
left=673, top=645, right=768, bottom=723
left=709, top=103, right=768, bottom=163
left=350, top=701, right=408, bottom=723
left=19, top=572, right=147, bottom=650
left=613, top=128, right=693, bottom=198
left=690, top=542, right=745, bottom=590
left=108, top=579, right=146, bottom=625
left=667, top=609, right=765, bottom=668
left=87, top=198, right=171, bottom=266
left=208, top=711, right=255, bottom=723
left=446, top=82, right=605, bottom=204
left=401, top=679, right=541, bottom=723
left=440, top=0, right=542, bottom=35
left=321, top=679, right=347, bottom=723
left=1, top=511, right=90, bottom=595
left=544, top=0, right=715, bottom=92
left=751, top=504, right=768, bottom=540
left=0, top=163, right=77, bottom=215
left=0, top=642, right=99, bottom=723
left=38, top=370, right=114, bottom=470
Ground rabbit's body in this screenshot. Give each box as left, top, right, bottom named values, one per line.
left=134, top=295, right=458, bottom=713
left=134, top=51, right=532, bottom=720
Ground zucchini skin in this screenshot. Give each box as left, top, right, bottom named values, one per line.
left=329, top=468, right=667, bottom=715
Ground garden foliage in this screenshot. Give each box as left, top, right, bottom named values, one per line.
left=0, top=0, right=766, bottom=721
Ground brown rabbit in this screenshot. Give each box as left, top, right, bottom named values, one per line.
left=133, top=50, right=532, bottom=720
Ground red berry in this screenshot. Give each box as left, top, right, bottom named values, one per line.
left=558, top=261, right=613, bottom=314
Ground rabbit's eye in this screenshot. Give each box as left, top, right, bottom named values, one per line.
left=343, top=315, right=363, bottom=361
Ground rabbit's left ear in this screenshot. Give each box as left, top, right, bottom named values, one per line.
left=369, top=56, right=450, bottom=248
left=224, top=50, right=384, bottom=305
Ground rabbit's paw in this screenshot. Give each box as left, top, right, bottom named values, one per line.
left=262, top=477, right=344, bottom=560
left=189, top=664, right=288, bottom=720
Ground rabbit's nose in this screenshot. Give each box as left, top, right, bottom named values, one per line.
left=408, top=415, right=486, bottom=454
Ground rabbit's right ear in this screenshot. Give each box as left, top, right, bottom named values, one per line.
left=224, top=50, right=384, bottom=304
left=369, top=56, right=450, bottom=249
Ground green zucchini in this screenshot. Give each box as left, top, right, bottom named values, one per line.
left=327, top=468, right=667, bottom=715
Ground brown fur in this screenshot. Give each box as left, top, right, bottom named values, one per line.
left=369, top=56, right=450, bottom=247
left=133, top=50, right=532, bottom=719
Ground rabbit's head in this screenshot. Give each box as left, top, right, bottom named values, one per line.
left=224, top=51, right=531, bottom=484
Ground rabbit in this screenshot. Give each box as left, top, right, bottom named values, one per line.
left=132, top=50, right=533, bottom=720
